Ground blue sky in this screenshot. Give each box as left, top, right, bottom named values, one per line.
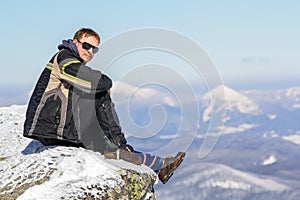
left=0, top=0, right=299, bottom=106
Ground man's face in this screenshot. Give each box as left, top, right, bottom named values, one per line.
left=74, top=35, right=99, bottom=63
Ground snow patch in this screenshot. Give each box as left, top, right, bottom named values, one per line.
left=160, top=134, right=177, bottom=139
left=202, top=85, right=261, bottom=122
left=221, top=124, right=257, bottom=134
left=209, top=180, right=251, bottom=190
left=262, top=155, right=277, bottom=166
left=282, top=134, right=300, bottom=146
left=293, top=104, right=300, bottom=109
left=182, top=163, right=290, bottom=193
left=267, top=114, right=277, bottom=120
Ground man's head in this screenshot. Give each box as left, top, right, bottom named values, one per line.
left=73, top=28, right=100, bottom=63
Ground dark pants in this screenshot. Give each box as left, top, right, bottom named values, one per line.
left=74, top=91, right=125, bottom=152
left=43, top=91, right=164, bottom=172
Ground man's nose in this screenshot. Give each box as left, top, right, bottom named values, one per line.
left=87, top=48, right=94, bottom=54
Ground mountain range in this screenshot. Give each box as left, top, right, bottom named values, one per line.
left=114, top=84, right=300, bottom=199
left=1, top=84, right=300, bottom=199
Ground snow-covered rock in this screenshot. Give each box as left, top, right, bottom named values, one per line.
left=0, top=105, right=157, bottom=200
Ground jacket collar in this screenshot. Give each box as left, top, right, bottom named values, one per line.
left=58, top=39, right=80, bottom=58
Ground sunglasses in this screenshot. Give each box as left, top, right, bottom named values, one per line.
left=78, top=40, right=99, bottom=54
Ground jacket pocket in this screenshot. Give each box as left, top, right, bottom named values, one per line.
left=39, top=94, right=62, bottom=131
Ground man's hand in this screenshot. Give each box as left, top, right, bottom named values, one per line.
left=125, top=144, right=134, bottom=152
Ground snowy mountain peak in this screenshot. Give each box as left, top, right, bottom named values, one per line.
left=285, top=87, right=300, bottom=109
left=202, top=85, right=262, bottom=116
left=285, top=86, right=300, bottom=98
left=111, top=81, right=180, bottom=108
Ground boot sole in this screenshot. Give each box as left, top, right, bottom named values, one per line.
left=161, top=172, right=174, bottom=184
left=161, top=152, right=185, bottom=184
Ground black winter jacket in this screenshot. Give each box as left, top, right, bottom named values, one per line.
left=23, top=41, right=112, bottom=145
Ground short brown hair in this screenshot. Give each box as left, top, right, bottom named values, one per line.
left=73, top=28, right=100, bottom=43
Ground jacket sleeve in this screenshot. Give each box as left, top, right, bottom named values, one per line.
left=56, top=50, right=112, bottom=93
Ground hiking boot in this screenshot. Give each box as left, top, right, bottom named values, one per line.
left=158, top=152, right=185, bottom=184
left=104, top=149, right=143, bottom=165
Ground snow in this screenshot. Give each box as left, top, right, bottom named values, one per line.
left=209, top=180, right=251, bottom=190
left=2, top=84, right=300, bottom=199
left=159, top=134, right=177, bottom=139
left=263, top=132, right=279, bottom=139
left=221, top=124, right=257, bottom=134
left=0, top=105, right=28, bottom=156
left=284, top=87, right=300, bottom=110
left=0, top=104, right=155, bottom=200
left=178, top=163, right=289, bottom=192
left=285, top=87, right=300, bottom=100
left=244, top=86, right=300, bottom=111
left=267, top=114, right=277, bottom=120
left=111, top=81, right=178, bottom=107
left=163, top=96, right=177, bottom=107
left=18, top=148, right=123, bottom=200
left=262, top=155, right=277, bottom=166
left=282, top=134, right=300, bottom=146
left=201, top=85, right=261, bottom=122
left=209, top=164, right=288, bottom=191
